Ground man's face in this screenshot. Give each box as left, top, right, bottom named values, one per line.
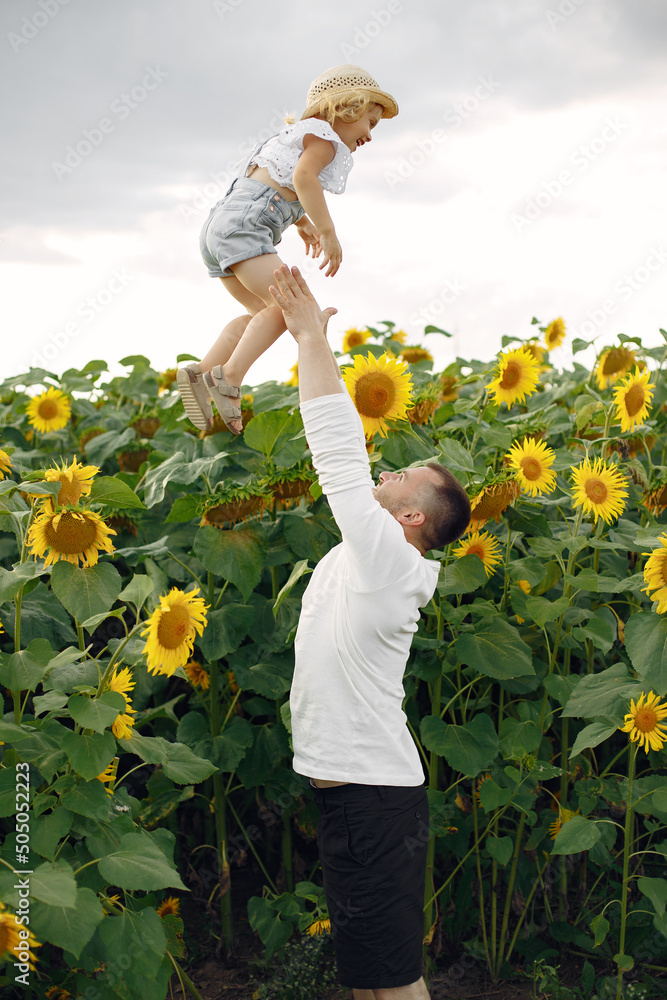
left=372, top=466, right=441, bottom=516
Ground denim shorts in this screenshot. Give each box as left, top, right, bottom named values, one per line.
left=311, top=782, right=429, bottom=990
left=199, top=177, right=304, bottom=278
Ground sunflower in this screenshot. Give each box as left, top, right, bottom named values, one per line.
left=642, top=535, right=667, bottom=613
left=131, top=416, right=161, bottom=439
left=595, top=346, right=636, bottom=390
left=440, top=374, right=459, bottom=402
left=158, top=368, right=178, bottom=394
left=141, top=587, right=209, bottom=677
left=40, top=456, right=99, bottom=506
left=342, top=327, right=370, bottom=353
left=342, top=352, right=413, bottom=438
left=612, top=367, right=655, bottom=433
left=469, top=479, right=521, bottom=530
left=27, top=508, right=116, bottom=568
left=285, top=363, right=299, bottom=387
left=265, top=467, right=317, bottom=510
left=0, top=449, right=12, bottom=480
left=106, top=667, right=136, bottom=740
left=0, top=901, right=40, bottom=969
left=201, top=483, right=267, bottom=527
left=487, top=347, right=540, bottom=407
left=523, top=341, right=547, bottom=367
left=390, top=328, right=407, bottom=344
left=400, top=346, right=434, bottom=365
left=454, top=530, right=503, bottom=577
left=156, top=897, right=181, bottom=918
left=475, top=773, right=492, bottom=805
left=305, top=918, right=331, bottom=936
left=26, top=387, right=71, bottom=433
left=506, top=438, right=557, bottom=497
left=183, top=660, right=211, bottom=691
left=620, top=691, right=667, bottom=753
left=643, top=482, right=667, bottom=517
left=549, top=807, right=576, bottom=840
left=544, top=317, right=566, bottom=350
left=407, top=384, right=441, bottom=426
left=96, top=759, right=118, bottom=796
left=570, top=457, right=628, bottom=525
left=518, top=579, right=531, bottom=594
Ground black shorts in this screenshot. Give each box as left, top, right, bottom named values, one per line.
left=311, top=781, right=429, bottom=990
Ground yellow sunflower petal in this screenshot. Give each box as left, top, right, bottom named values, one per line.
left=26, top=508, right=116, bottom=568
left=141, top=587, right=209, bottom=676
left=342, top=327, right=370, bottom=354
left=642, top=535, right=667, bottom=614
left=544, top=317, right=566, bottom=350
left=453, top=530, right=503, bottom=577
left=595, top=347, right=637, bottom=390
left=619, top=690, right=667, bottom=753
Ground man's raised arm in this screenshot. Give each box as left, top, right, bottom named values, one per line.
left=268, top=266, right=344, bottom=402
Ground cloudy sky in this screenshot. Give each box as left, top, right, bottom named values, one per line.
left=2, top=0, right=666, bottom=388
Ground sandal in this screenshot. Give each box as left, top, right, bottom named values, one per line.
left=203, top=365, right=242, bottom=435
left=177, top=363, right=214, bottom=430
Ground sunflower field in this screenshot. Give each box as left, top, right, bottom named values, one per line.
left=1, top=316, right=667, bottom=1000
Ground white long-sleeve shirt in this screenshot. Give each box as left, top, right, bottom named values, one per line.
left=290, top=392, right=440, bottom=786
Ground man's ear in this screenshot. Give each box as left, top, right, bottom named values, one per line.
left=396, top=508, right=426, bottom=527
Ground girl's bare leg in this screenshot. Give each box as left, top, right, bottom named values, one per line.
left=200, top=313, right=252, bottom=371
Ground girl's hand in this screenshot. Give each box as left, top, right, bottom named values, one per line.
left=296, top=220, right=322, bottom=258
left=319, top=233, right=342, bottom=277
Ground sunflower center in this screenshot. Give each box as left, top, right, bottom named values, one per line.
left=45, top=512, right=98, bottom=553
left=39, top=400, right=58, bottom=419
left=157, top=605, right=191, bottom=649
left=355, top=372, right=396, bottom=417
left=521, top=457, right=542, bottom=481
left=57, top=475, right=83, bottom=505
left=347, top=332, right=364, bottom=348
left=500, top=363, right=520, bottom=388
left=624, top=384, right=645, bottom=417
left=603, top=348, right=633, bottom=375
left=468, top=545, right=484, bottom=559
left=634, top=707, right=658, bottom=734
left=584, top=477, right=608, bottom=505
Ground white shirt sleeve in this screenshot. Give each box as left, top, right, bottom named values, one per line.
left=282, top=119, right=350, bottom=159
left=300, top=392, right=420, bottom=588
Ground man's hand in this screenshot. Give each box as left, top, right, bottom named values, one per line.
left=269, top=266, right=337, bottom=342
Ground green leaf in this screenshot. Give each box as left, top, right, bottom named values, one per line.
left=62, top=730, right=117, bottom=781
left=212, top=717, right=255, bottom=772
left=141, top=451, right=228, bottom=507
left=165, top=494, right=201, bottom=524
left=479, top=778, right=512, bottom=810
left=98, top=831, right=187, bottom=891
left=570, top=722, right=618, bottom=758
left=248, top=895, right=293, bottom=961
left=524, top=595, right=569, bottom=628
left=572, top=612, right=615, bottom=654
left=50, top=560, right=123, bottom=623
left=232, top=658, right=293, bottom=699
left=625, top=613, right=667, bottom=694
left=420, top=713, right=499, bottom=777
left=68, top=691, right=126, bottom=733
left=30, top=807, right=73, bottom=860
left=0, top=561, right=48, bottom=604
left=455, top=618, right=535, bottom=679
left=437, top=554, right=488, bottom=596
left=551, top=815, right=602, bottom=855
left=244, top=409, right=305, bottom=467
left=197, top=603, right=255, bottom=660
left=61, top=778, right=114, bottom=820
left=562, top=664, right=643, bottom=721
left=273, top=559, right=312, bottom=615
left=591, top=913, right=610, bottom=946
left=0, top=638, right=53, bottom=691
left=487, top=835, right=513, bottom=866
left=614, top=954, right=634, bottom=972
left=29, top=860, right=77, bottom=908
left=499, top=718, right=541, bottom=759
left=119, top=573, right=155, bottom=613
left=96, top=906, right=167, bottom=984
left=161, top=742, right=217, bottom=785
left=282, top=511, right=337, bottom=561
left=638, top=876, right=667, bottom=917
left=30, top=887, right=103, bottom=958
left=90, top=475, right=146, bottom=509
left=437, top=438, right=475, bottom=473
left=194, top=524, right=268, bottom=601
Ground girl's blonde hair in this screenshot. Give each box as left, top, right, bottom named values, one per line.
left=286, top=90, right=381, bottom=127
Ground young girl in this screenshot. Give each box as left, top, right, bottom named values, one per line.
left=177, top=64, right=398, bottom=434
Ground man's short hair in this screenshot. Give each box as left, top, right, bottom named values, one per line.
left=417, top=463, right=471, bottom=552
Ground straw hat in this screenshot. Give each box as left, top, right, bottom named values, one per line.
left=300, top=64, right=398, bottom=120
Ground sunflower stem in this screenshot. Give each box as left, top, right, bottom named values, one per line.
left=209, top=653, right=234, bottom=956
left=471, top=793, right=491, bottom=972
left=616, top=744, right=637, bottom=1000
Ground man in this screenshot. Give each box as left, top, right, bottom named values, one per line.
left=269, top=266, right=471, bottom=1000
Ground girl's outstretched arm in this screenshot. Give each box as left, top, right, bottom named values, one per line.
left=292, top=136, right=342, bottom=277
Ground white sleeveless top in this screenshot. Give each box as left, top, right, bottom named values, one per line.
left=248, top=119, right=353, bottom=195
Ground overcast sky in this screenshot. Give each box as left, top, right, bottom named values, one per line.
left=2, top=0, right=666, bottom=388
